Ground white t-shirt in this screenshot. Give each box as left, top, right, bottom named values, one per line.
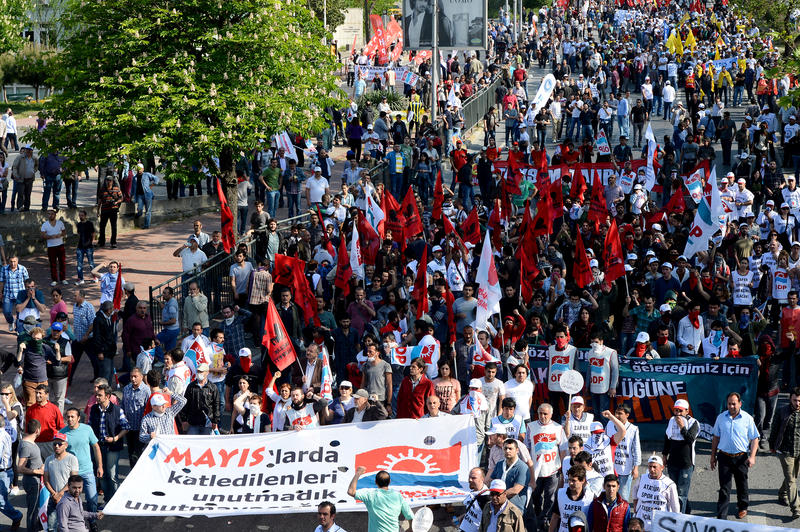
left=305, top=176, right=329, bottom=204
left=180, top=248, right=208, bottom=272
left=504, top=379, right=535, bottom=421
left=41, top=220, right=66, bottom=248
left=237, top=180, right=252, bottom=207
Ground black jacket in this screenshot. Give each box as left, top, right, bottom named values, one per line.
left=343, top=402, right=388, bottom=423
left=91, top=311, right=117, bottom=357
left=180, top=380, right=220, bottom=427
left=770, top=405, right=800, bottom=455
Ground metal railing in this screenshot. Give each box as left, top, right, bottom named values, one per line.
left=434, top=75, right=503, bottom=142
left=147, top=213, right=308, bottom=336
left=146, top=154, right=386, bottom=336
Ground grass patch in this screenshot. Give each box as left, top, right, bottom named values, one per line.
left=3, top=100, right=48, bottom=120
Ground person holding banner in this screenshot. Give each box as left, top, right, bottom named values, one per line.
left=347, top=466, right=414, bottom=532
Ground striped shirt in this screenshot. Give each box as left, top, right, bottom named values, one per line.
left=139, top=393, right=187, bottom=443
left=73, top=301, right=95, bottom=341
left=1, top=264, right=28, bottom=301
left=122, top=383, right=151, bottom=431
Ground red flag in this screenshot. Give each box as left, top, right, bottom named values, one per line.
left=215, top=179, right=235, bottom=253
left=602, top=219, right=626, bottom=284
left=262, top=299, right=298, bottom=370
left=570, top=167, right=587, bottom=203
left=518, top=222, right=540, bottom=302
left=413, top=247, right=428, bottom=318
left=550, top=178, right=564, bottom=220
left=573, top=227, right=594, bottom=288
left=272, top=254, right=296, bottom=287
left=369, top=15, right=388, bottom=63
left=261, top=366, right=279, bottom=415
left=587, top=170, right=609, bottom=232
left=112, top=266, right=124, bottom=320
left=645, top=209, right=668, bottom=229
left=488, top=199, right=503, bottom=250
left=315, top=205, right=336, bottom=257
left=380, top=191, right=406, bottom=248
left=357, top=211, right=380, bottom=265
left=334, top=230, right=352, bottom=297
left=432, top=170, right=444, bottom=220
left=444, top=284, right=456, bottom=345
left=291, top=263, right=320, bottom=326
left=665, top=188, right=686, bottom=215
left=531, top=184, right=554, bottom=237
left=461, top=207, right=481, bottom=244
left=400, top=187, right=424, bottom=239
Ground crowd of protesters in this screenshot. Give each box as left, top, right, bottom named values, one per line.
left=1, top=0, right=800, bottom=530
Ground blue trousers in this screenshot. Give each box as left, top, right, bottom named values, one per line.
left=76, top=247, right=96, bottom=281
left=266, top=190, right=280, bottom=219
left=667, top=464, right=694, bottom=513
left=0, top=469, right=22, bottom=522
left=134, top=193, right=154, bottom=228
left=41, top=175, right=62, bottom=210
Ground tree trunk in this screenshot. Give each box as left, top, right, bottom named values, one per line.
left=34, top=85, right=39, bottom=100
left=218, top=146, right=238, bottom=238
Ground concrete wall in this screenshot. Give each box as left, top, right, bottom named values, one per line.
left=1, top=195, right=220, bottom=257
left=333, top=8, right=363, bottom=52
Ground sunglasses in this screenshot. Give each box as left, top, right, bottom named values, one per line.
left=54, top=441, right=67, bottom=446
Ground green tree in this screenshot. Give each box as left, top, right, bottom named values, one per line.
left=14, top=43, right=54, bottom=100
left=733, top=0, right=796, bottom=59
left=307, top=0, right=347, bottom=31
left=0, top=0, right=32, bottom=55
left=30, top=0, right=343, bottom=226
left=0, top=53, right=18, bottom=102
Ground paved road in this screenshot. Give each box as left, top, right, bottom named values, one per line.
left=4, top=64, right=800, bottom=532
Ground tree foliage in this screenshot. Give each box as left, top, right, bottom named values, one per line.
left=0, top=0, right=32, bottom=55
left=15, top=43, right=55, bottom=100
left=307, top=0, right=348, bottom=31
left=30, top=0, right=344, bottom=184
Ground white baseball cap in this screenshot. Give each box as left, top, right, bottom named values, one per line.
left=648, top=455, right=664, bottom=466
left=571, top=396, right=585, bottom=405
left=674, top=399, right=690, bottom=410
left=659, top=303, right=671, bottom=312
left=590, top=421, right=605, bottom=433
left=636, top=332, right=650, bottom=344
left=489, top=479, right=506, bottom=492
left=239, top=348, right=252, bottom=358
left=150, top=394, right=167, bottom=407
left=469, top=378, right=483, bottom=389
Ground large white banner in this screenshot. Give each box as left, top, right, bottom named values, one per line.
left=104, top=416, right=477, bottom=517
left=652, top=511, right=798, bottom=532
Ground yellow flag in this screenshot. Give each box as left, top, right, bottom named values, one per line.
left=675, top=32, right=684, bottom=55
left=684, top=30, right=696, bottom=51
left=666, top=31, right=677, bottom=54
left=678, top=14, right=690, bottom=27
left=715, top=46, right=721, bottom=60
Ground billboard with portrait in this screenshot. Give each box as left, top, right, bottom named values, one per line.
left=402, top=0, right=487, bottom=50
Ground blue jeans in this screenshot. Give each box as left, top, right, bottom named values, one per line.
left=99, top=447, right=120, bottom=501
left=80, top=471, right=99, bottom=512
left=390, top=173, right=403, bottom=200
left=733, top=85, right=744, bottom=107
left=64, top=178, right=77, bottom=208
left=214, top=380, right=225, bottom=411
left=2, top=297, right=13, bottom=326
left=266, top=190, right=279, bottom=219
left=22, top=474, right=39, bottom=529
left=617, top=115, right=629, bottom=138
left=287, top=194, right=300, bottom=218
left=76, top=247, right=96, bottom=281
left=237, top=205, right=248, bottom=235
left=667, top=464, right=694, bottom=513
left=41, top=174, right=62, bottom=210
left=618, top=473, right=633, bottom=501
left=134, top=193, right=154, bottom=228
left=99, top=357, right=114, bottom=385
left=9, top=180, right=18, bottom=211
left=458, top=183, right=474, bottom=212
left=0, top=469, right=22, bottom=522
left=187, top=425, right=212, bottom=435
left=156, top=327, right=180, bottom=359
left=591, top=392, right=610, bottom=416
left=566, top=117, right=577, bottom=140
left=653, top=94, right=663, bottom=116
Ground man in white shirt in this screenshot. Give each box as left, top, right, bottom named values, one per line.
left=662, top=80, right=676, bottom=120
left=41, top=209, right=67, bottom=286
left=173, top=237, right=208, bottom=274
left=4, top=109, right=17, bottom=151
left=315, top=501, right=347, bottom=532
left=633, top=455, right=679, bottom=530
left=305, top=166, right=330, bottom=206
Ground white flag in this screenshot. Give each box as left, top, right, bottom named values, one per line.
left=529, top=74, right=557, bottom=117
left=274, top=130, right=298, bottom=162
left=684, top=166, right=722, bottom=257
left=365, top=193, right=385, bottom=232
left=644, top=123, right=656, bottom=191
left=350, top=225, right=364, bottom=280
left=473, top=233, right=502, bottom=332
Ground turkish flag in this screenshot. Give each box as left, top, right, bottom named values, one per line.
left=400, top=187, right=424, bottom=239
left=414, top=247, right=428, bottom=318
left=357, top=211, right=380, bottom=265
left=334, top=229, right=352, bottom=297
left=570, top=167, right=588, bottom=203
left=462, top=207, right=481, bottom=244
left=262, top=299, right=297, bottom=371
left=587, top=170, right=609, bottom=232
left=602, top=219, right=626, bottom=284
left=314, top=205, right=336, bottom=257
left=215, top=179, right=236, bottom=253
left=665, top=188, right=686, bottom=215
left=381, top=191, right=406, bottom=248
left=573, top=226, right=594, bottom=288
left=432, top=170, right=444, bottom=220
